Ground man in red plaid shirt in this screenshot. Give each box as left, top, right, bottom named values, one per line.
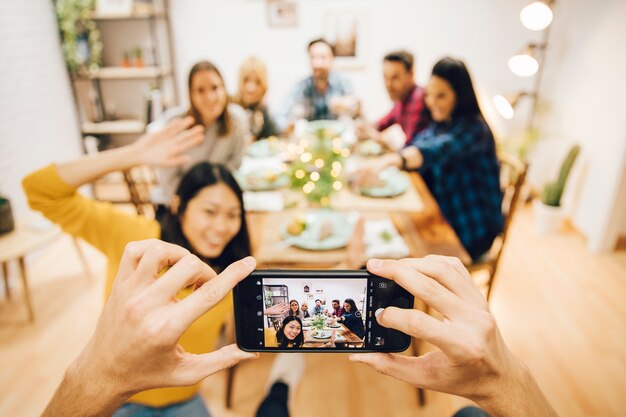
left=359, top=51, right=430, bottom=145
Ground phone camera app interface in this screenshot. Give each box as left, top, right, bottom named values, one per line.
left=262, top=277, right=367, bottom=349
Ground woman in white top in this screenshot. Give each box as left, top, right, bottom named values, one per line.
left=154, top=60, right=249, bottom=207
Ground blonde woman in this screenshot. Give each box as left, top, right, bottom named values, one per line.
left=232, top=56, right=279, bottom=140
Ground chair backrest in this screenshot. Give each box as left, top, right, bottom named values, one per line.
left=483, top=152, right=528, bottom=268
left=498, top=152, right=528, bottom=240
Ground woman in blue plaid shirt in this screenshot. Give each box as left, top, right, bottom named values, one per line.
left=354, top=57, right=503, bottom=261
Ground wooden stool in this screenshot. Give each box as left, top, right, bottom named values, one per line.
left=0, top=224, right=92, bottom=322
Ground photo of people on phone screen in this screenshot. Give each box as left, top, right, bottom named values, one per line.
left=262, top=278, right=367, bottom=349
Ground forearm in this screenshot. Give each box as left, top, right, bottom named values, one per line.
left=477, top=357, right=559, bottom=417
left=399, top=146, right=423, bottom=170
left=56, top=144, right=141, bottom=188
left=42, top=348, right=130, bottom=417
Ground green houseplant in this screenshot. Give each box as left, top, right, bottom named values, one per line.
left=289, top=127, right=347, bottom=207
left=56, top=0, right=102, bottom=75
left=534, top=144, right=581, bottom=233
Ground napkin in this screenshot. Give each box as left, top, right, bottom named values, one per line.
left=243, top=191, right=284, bottom=212
left=364, top=218, right=410, bottom=259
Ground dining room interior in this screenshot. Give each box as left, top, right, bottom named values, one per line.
left=1, top=0, right=625, bottom=417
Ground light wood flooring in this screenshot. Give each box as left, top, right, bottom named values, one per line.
left=1, top=206, right=625, bottom=417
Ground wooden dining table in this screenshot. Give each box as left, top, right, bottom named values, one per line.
left=263, top=323, right=364, bottom=348
left=245, top=171, right=470, bottom=268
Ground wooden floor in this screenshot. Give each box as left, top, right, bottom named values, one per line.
left=1, top=206, right=625, bottom=417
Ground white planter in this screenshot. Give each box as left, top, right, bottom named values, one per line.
left=533, top=199, right=563, bottom=234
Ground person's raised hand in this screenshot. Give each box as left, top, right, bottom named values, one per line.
left=74, top=239, right=258, bottom=397
left=266, top=302, right=289, bottom=316
left=350, top=256, right=558, bottom=417
left=134, top=116, right=204, bottom=167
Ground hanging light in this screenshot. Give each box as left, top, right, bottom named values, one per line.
left=493, top=95, right=515, bottom=120
left=520, top=1, right=554, bottom=31
left=492, top=92, right=534, bottom=119
left=508, top=44, right=543, bottom=77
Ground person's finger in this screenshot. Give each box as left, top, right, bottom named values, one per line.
left=159, top=116, right=195, bottom=138
left=375, top=306, right=456, bottom=351
left=349, top=351, right=442, bottom=390
left=367, top=259, right=463, bottom=317
left=398, top=256, right=485, bottom=306
left=172, top=257, right=256, bottom=332
left=118, top=239, right=188, bottom=285
left=172, top=344, right=258, bottom=386
left=116, top=239, right=157, bottom=281
left=134, top=240, right=191, bottom=284
left=150, top=253, right=217, bottom=301
left=173, top=124, right=204, bottom=149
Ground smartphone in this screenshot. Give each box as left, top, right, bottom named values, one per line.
left=234, top=270, right=413, bottom=352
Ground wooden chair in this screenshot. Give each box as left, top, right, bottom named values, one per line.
left=468, top=152, right=528, bottom=301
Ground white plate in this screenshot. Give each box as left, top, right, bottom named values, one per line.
left=360, top=168, right=409, bottom=198
left=355, top=139, right=383, bottom=157
left=235, top=171, right=289, bottom=191
left=306, top=120, right=346, bottom=138
left=246, top=139, right=286, bottom=158
left=311, top=330, right=332, bottom=339
left=280, top=210, right=353, bottom=251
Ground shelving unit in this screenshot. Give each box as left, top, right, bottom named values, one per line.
left=63, top=0, right=178, bottom=214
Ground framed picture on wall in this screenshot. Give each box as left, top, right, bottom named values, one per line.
left=267, top=0, right=298, bottom=28
left=324, top=10, right=369, bottom=69
left=303, top=283, right=311, bottom=293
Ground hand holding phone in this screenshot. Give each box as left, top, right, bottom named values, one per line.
left=234, top=269, right=413, bottom=352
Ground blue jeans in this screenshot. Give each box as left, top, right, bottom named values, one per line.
left=112, top=394, right=211, bottom=417
left=453, top=406, right=490, bottom=417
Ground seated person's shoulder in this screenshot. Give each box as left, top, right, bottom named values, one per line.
left=228, top=102, right=247, bottom=121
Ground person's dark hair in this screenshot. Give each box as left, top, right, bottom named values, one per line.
left=159, top=162, right=251, bottom=272
left=315, top=299, right=322, bottom=303
left=288, top=299, right=300, bottom=316
left=276, top=316, right=304, bottom=348
left=343, top=298, right=359, bottom=314
left=384, top=50, right=414, bottom=72
left=429, top=56, right=483, bottom=121
left=187, top=60, right=232, bottom=137
left=332, top=299, right=340, bottom=304
left=307, top=38, right=335, bottom=56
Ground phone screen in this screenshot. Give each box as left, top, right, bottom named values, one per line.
left=234, top=270, right=413, bottom=352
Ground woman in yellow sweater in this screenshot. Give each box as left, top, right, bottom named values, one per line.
left=23, top=117, right=251, bottom=417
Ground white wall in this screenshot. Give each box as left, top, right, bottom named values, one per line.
left=263, top=277, right=367, bottom=312
left=169, top=0, right=538, bottom=138
left=535, top=0, right=626, bottom=251
left=0, top=0, right=82, bottom=219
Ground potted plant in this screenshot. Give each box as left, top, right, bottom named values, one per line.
left=56, top=0, right=103, bottom=75
left=289, top=127, right=347, bottom=207
left=134, top=47, right=144, bottom=68
left=534, top=144, right=580, bottom=234
left=312, top=314, right=326, bottom=330
left=0, top=195, right=15, bottom=235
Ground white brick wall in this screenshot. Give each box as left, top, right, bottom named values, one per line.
left=0, top=0, right=83, bottom=220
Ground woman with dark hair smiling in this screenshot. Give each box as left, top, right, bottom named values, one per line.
left=152, top=60, right=250, bottom=209
left=276, top=316, right=304, bottom=349
left=353, top=57, right=503, bottom=261
left=337, top=298, right=365, bottom=339
left=23, top=117, right=251, bottom=416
